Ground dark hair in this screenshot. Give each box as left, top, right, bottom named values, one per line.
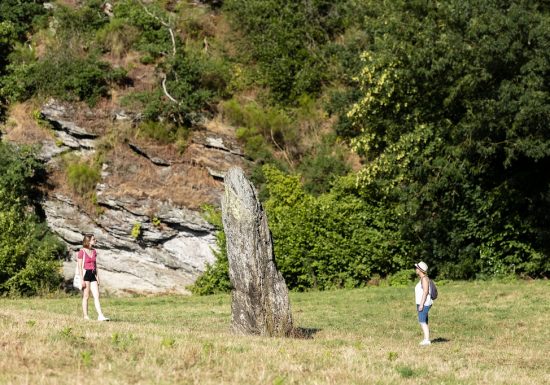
left=82, top=234, right=94, bottom=249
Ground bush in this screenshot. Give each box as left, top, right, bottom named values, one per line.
left=96, top=19, right=140, bottom=58
left=263, top=166, right=409, bottom=291
left=387, top=270, right=415, bottom=287
left=3, top=47, right=127, bottom=106
left=66, top=160, right=100, bottom=196
left=0, top=142, right=64, bottom=295
left=135, top=121, right=189, bottom=145
left=189, top=205, right=231, bottom=295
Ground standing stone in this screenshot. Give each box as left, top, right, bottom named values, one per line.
left=222, top=167, right=294, bottom=336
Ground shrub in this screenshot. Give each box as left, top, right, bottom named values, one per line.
left=0, top=142, right=64, bottom=295
left=263, top=166, right=408, bottom=291
left=96, top=19, right=140, bottom=58
left=135, top=121, right=189, bottom=145
left=131, top=223, right=142, bottom=240
left=387, top=269, right=415, bottom=287
left=66, top=160, right=100, bottom=196
left=189, top=205, right=231, bottom=295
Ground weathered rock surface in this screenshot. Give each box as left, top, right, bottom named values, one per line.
left=4, top=99, right=248, bottom=295
left=48, top=193, right=217, bottom=294
left=222, top=167, right=294, bottom=336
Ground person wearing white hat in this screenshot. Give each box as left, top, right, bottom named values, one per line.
left=415, top=261, right=432, bottom=346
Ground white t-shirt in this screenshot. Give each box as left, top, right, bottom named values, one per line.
left=415, top=279, right=433, bottom=306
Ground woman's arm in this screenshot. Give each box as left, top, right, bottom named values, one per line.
left=93, top=249, right=100, bottom=285
left=419, top=276, right=429, bottom=310
left=77, top=251, right=85, bottom=288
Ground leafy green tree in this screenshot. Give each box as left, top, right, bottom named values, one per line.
left=263, top=166, right=407, bottom=290
left=0, top=142, right=65, bottom=295
left=297, top=135, right=351, bottom=195
left=349, top=0, right=550, bottom=278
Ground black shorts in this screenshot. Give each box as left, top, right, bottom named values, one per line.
left=84, top=270, right=97, bottom=282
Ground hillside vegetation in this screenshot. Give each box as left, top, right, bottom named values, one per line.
left=0, top=281, right=549, bottom=384
left=0, top=1, right=549, bottom=295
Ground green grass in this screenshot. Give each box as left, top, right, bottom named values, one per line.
left=0, top=281, right=548, bottom=384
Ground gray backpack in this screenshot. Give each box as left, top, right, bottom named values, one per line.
left=429, top=279, right=438, bottom=300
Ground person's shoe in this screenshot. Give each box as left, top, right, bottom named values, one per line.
left=83, top=316, right=90, bottom=320
left=98, top=315, right=110, bottom=321
left=419, top=339, right=431, bottom=346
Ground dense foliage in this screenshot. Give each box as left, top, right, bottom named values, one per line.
left=113, top=0, right=230, bottom=126
left=223, top=0, right=368, bottom=104
left=263, top=166, right=408, bottom=290
left=0, top=0, right=48, bottom=119
left=192, top=0, right=550, bottom=294
left=349, top=0, right=550, bottom=278
left=1, top=1, right=548, bottom=295
left=0, top=142, right=65, bottom=295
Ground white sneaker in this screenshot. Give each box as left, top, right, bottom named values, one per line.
left=98, top=315, right=110, bottom=321
left=83, top=316, right=90, bottom=320
left=419, top=339, right=431, bottom=346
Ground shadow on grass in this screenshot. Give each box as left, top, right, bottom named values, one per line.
left=431, top=337, right=450, bottom=343
left=292, top=327, right=321, bottom=339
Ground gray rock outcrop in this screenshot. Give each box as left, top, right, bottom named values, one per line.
left=221, top=167, right=293, bottom=336
left=48, top=193, right=218, bottom=294
left=22, top=99, right=247, bottom=295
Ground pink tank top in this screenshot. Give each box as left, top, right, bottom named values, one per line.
left=78, top=249, right=97, bottom=270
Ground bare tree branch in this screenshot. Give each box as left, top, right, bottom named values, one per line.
left=162, top=75, right=179, bottom=104
left=138, top=0, right=176, bottom=57
left=137, top=0, right=181, bottom=104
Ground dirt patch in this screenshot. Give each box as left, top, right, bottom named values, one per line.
left=102, top=143, right=223, bottom=209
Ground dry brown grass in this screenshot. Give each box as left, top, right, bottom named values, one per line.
left=102, top=142, right=223, bottom=209
left=1, top=102, right=53, bottom=144
left=0, top=281, right=548, bottom=385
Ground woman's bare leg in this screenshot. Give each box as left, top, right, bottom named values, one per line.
left=82, top=282, right=90, bottom=319
left=420, top=322, right=430, bottom=341
left=89, top=281, right=105, bottom=319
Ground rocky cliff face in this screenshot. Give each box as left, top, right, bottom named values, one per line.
left=5, top=99, right=246, bottom=295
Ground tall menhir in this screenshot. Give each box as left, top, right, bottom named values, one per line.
left=221, top=167, right=293, bottom=337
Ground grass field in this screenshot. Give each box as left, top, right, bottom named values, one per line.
left=0, top=280, right=548, bottom=384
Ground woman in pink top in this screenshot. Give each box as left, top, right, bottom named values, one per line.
left=77, top=234, right=109, bottom=321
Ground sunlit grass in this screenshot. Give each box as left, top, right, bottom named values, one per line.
left=0, top=280, right=548, bottom=384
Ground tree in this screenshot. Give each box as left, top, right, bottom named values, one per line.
left=0, top=0, right=47, bottom=119
left=349, top=0, right=550, bottom=278
left=0, top=142, right=65, bottom=295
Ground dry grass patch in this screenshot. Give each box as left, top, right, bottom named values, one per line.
left=102, top=143, right=222, bottom=209
left=1, top=102, right=53, bottom=144
left=1, top=281, right=549, bottom=384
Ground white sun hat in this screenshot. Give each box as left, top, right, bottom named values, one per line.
left=415, top=261, right=428, bottom=273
